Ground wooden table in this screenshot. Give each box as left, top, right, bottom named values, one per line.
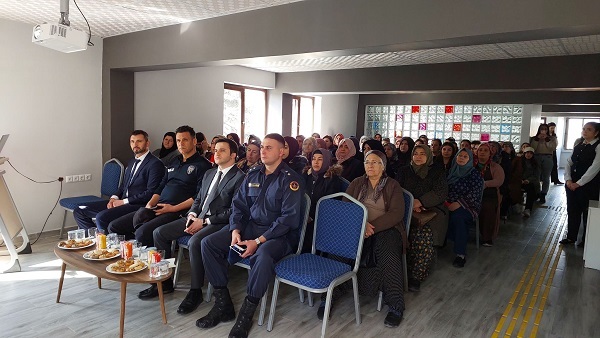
left=54, top=247, right=172, bottom=338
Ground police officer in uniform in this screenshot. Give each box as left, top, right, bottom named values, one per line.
left=197, top=133, right=305, bottom=338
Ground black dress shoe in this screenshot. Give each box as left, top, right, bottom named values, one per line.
left=408, top=278, right=421, bottom=292
left=228, top=297, right=258, bottom=338
left=178, top=289, right=203, bottom=314
left=384, top=310, right=403, bottom=328
left=452, top=256, right=466, bottom=268
left=559, top=238, right=575, bottom=245
left=138, top=279, right=174, bottom=300
left=197, top=288, right=236, bottom=329
left=554, top=181, right=564, bottom=185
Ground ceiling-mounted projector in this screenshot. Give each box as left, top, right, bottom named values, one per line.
left=32, top=23, right=88, bottom=53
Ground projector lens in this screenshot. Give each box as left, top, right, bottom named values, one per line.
left=33, top=25, right=42, bottom=39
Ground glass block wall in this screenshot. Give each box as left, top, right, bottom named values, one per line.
left=364, top=105, right=523, bottom=144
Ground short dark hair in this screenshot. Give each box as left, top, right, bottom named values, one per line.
left=548, top=122, right=556, bottom=127
left=432, top=139, right=442, bottom=146
left=215, top=138, right=238, bottom=155
left=196, top=131, right=206, bottom=142
left=264, top=133, right=286, bottom=147
left=472, top=140, right=482, bottom=145
left=175, top=125, right=195, bottom=138
left=131, top=130, right=148, bottom=141
left=461, top=139, right=472, bottom=145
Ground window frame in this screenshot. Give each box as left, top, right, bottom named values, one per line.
left=223, top=83, right=268, bottom=140
left=291, top=95, right=315, bottom=136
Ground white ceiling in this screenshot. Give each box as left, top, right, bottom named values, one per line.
left=2, top=1, right=600, bottom=73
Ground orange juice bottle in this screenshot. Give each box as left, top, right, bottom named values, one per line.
left=97, top=233, right=107, bottom=250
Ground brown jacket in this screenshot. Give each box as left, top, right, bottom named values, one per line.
left=345, top=177, right=407, bottom=252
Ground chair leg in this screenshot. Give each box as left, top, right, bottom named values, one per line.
left=321, top=288, right=334, bottom=338
left=377, top=291, right=383, bottom=312
left=59, top=210, right=68, bottom=239
left=475, top=219, right=480, bottom=250
left=206, top=283, right=213, bottom=303
left=173, top=244, right=184, bottom=289
left=307, top=292, right=314, bottom=307
left=266, top=279, right=281, bottom=332
left=258, top=285, right=268, bottom=326
left=402, top=254, right=408, bottom=292
left=299, top=289, right=305, bottom=303
left=352, top=275, right=361, bottom=325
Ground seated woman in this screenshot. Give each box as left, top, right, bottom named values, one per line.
left=445, top=148, right=484, bottom=267
left=227, top=133, right=245, bottom=160
left=383, top=143, right=400, bottom=179
left=336, top=138, right=365, bottom=181
left=500, top=142, right=517, bottom=219
left=433, top=141, right=457, bottom=174
left=397, top=145, right=448, bottom=291
left=236, top=140, right=261, bottom=173
left=302, top=148, right=343, bottom=253
left=396, top=137, right=415, bottom=167
left=346, top=150, right=406, bottom=327
left=152, top=132, right=179, bottom=165
left=508, top=147, right=541, bottom=218
left=283, top=136, right=309, bottom=174
left=475, top=143, right=505, bottom=247
left=302, top=137, right=318, bottom=159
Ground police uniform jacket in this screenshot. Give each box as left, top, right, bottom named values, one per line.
left=229, top=161, right=305, bottom=245
left=155, top=152, right=211, bottom=205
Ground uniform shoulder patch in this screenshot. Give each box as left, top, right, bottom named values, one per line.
left=289, top=181, right=299, bottom=191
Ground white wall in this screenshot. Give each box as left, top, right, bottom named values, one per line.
left=319, top=95, right=360, bottom=137
left=135, top=66, right=275, bottom=147
left=0, top=19, right=103, bottom=235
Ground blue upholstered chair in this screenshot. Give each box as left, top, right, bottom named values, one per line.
left=339, top=177, right=350, bottom=192
left=376, top=187, right=413, bottom=311
left=267, top=193, right=367, bottom=338
left=58, top=158, right=124, bottom=238
left=176, top=193, right=311, bottom=327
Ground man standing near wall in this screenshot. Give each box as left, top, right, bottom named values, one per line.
left=74, top=130, right=165, bottom=231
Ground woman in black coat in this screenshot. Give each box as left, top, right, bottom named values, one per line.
left=283, top=136, right=309, bottom=175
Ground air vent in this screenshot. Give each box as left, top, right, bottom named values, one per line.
left=58, top=26, right=67, bottom=37
left=50, top=24, right=57, bottom=36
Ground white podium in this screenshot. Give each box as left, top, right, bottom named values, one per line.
left=583, top=200, right=600, bottom=271
left=0, top=156, right=31, bottom=273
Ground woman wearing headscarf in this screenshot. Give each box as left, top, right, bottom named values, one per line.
left=383, top=143, right=400, bottom=179
left=359, top=135, right=370, bottom=152
left=508, top=147, right=541, bottom=218
left=475, top=143, right=505, bottom=247
left=346, top=150, right=406, bottom=327
left=530, top=124, right=558, bottom=203
left=227, top=133, right=246, bottom=160
left=283, top=136, right=309, bottom=175
left=500, top=142, right=517, bottom=219
left=349, top=137, right=364, bottom=162
left=152, top=132, right=179, bottom=165
left=236, top=140, right=261, bottom=173
left=302, top=137, right=318, bottom=159
left=445, top=148, right=484, bottom=267
left=397, top=145, right=448, bottom=291
left=397, top=137, right=415, bottom=167
left=434, top=141, right=457, bottom=175
left=362, top=139, right=385, bottom=154
left=302, top=148, right=343, bottom=253
left=336, top=138, right=365, bottom=181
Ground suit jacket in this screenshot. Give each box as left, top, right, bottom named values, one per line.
left=115, top=153, right=166, bottom=205
left=188, top=166, right=246, bottom=225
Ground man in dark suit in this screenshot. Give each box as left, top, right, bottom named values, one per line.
left=147, top=138, right=245, bottom=309
left=74, top=130, right=165, bottom=231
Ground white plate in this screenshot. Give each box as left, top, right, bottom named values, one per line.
left=83, top=249, right=121, bottom=261
left=106, top=260, right=148, bottom=274
left=57, top=239, right=95, bottom=250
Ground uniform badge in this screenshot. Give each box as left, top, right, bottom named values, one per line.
left=187, top=165, right=195, bottom=174
left=249, top=183, right=260, bottom=188
left=289, top=181, right=299, bottom=191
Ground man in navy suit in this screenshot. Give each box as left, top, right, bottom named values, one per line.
left=147, top=138, right=245, bottom=307
left=74, top=130, right=165, bottom=231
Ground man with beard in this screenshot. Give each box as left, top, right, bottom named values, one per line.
left=74, top=130, right=165, bottom=231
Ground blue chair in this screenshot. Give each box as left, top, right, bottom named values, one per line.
left=59, top=158, right=124, bottom=238
left=339, top=177, right=350, bottom=192
left=267, top=193, right=367, bottom=338
left=182, top=193, right=311, bottom=326
left=377, top=187, right=413, bottom=311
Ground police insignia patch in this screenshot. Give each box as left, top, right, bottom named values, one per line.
left=289, top=181, right=299, bottom=191
left=187, top=165, right=195, bottom=174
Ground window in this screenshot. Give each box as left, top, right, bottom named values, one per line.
left=564, top=118, right=600, bottom=150
left=291, top=96, right=315, bottom=136
left=223, top=84, right=267, bottom=143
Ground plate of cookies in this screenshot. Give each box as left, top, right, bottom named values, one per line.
left=106, top=259, right=147, bottom=274
left=83, top=249, right=121, bottom=261
left=58, top=239, right=95, bottom=250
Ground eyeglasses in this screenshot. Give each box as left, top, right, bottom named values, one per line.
left=364, top=161, right=383, bottom=166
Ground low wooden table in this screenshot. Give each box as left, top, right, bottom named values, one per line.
left=54, top=247, right=172, bottom=338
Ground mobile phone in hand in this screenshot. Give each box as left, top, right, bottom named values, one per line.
left=230, top=244, right=247, bottom=255
left=185, top=217, right=194, bottom=228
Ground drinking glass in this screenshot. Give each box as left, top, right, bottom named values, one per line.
left=158, top=261, right=169, bottom=276
left=107, top=233, right=118, bottom=248
left=67, top=230, right=77, bottom=241
left=149, top=263, right=161, bottom=278
left=88, top=227, right=97, bottom=239
left=75, top=229, right=86, bottom=241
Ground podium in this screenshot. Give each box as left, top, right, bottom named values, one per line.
left=583, top=200, right=600, bottom=271
left=0, top=156, right=31, bottom=273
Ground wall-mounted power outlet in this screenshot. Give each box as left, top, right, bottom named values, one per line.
left=73, top=175, right=80, bottom=182
left=65, top=176, right=73, bottom=183
left=78, top=174, right=85, bottom=182
left=84, top=174, right=92, bottom=181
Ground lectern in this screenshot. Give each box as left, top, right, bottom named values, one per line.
left=0, top=135, right=31, bottom=273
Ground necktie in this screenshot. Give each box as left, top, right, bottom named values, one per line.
left=128, top=160, right=141, bottom=186
left=200, top=171, right=222, bottom=218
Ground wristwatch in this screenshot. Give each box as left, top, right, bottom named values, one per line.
left=255, top=238, right=261, bottom=246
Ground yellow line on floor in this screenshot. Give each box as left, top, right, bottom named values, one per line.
left=492, top=210, right=564, bottom=338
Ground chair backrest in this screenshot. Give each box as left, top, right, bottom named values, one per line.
left=401, top=188, right=414, bottom=235
left=339, top=177, right=350, bottom=192
left=313, top=193, right=367, bottom=270
left=293, top=193, right=312, bottom=254
left=101, top=158, right=125, bottom=197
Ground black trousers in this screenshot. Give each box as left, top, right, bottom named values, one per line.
left=108, top=207, right=181, bottom=247
left=565, top=186, right=591, bottom=242
left=551, top=151, right=560, bottom=183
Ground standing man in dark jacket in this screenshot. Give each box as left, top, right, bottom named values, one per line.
left=74, top=130, right=165, bottom=231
